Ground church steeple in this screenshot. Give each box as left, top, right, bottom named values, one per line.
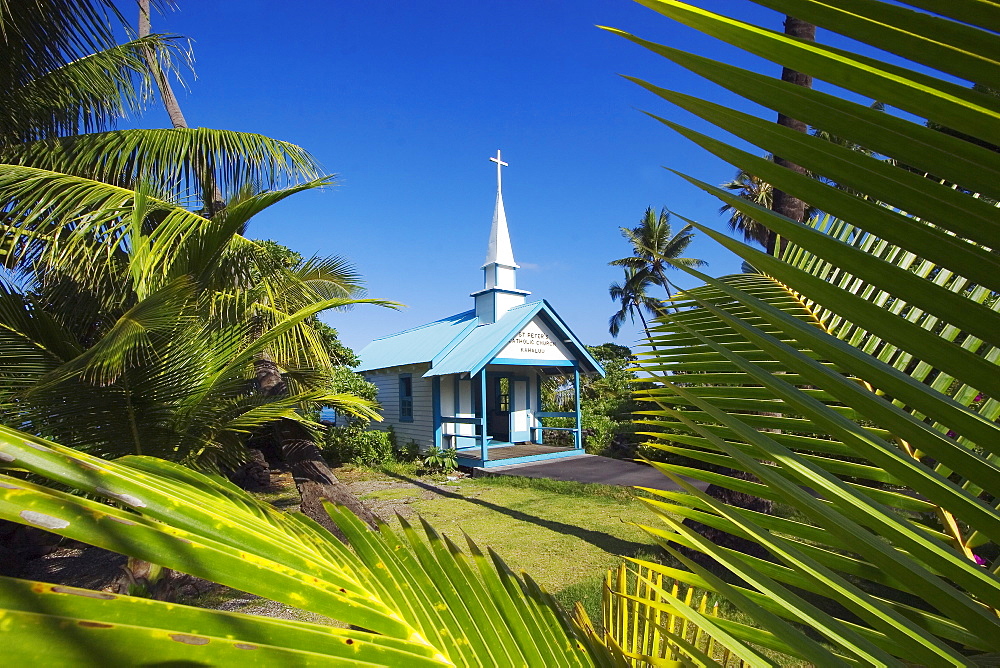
left=472, top=150, right=530, bottom=324
left=483, top=150, right=517, bottom=270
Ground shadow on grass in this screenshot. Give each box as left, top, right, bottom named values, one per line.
left=383, top=472, right=657, bottom=559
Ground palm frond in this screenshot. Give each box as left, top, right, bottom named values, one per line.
left=611, top=0, right=1000, bottom=662
left=0, top=1, right=124, bottom=89
left=0, top=36, right=179, bottom=146
left=2, top=127, right=324, bottom=200
left=0, top=427, right=607, bottom=666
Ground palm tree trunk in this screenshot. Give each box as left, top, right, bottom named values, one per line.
left=654, top=266, right=680, bottom=314
left=138, top=1, right=187, bottom=130
left=633, top=306, right=660, bottom=352
left=138, top=1, right=223, bottom=214
left=255, top=356, right=380, bottom=538
left=636, top=307, right=652, bottom=342
left=768, top=16, right=816, bottom=257
left=138, top=5, right=375, bottom=535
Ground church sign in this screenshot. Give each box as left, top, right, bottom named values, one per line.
left=497, top=319, right=572, bottom=361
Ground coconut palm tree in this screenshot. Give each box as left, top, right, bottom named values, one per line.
left=608, top=267, right=662, bottom=339
left=719, top=156, right=821, bottom=248
left=0, top=185, right=382, bottom=468
left=0, top=0, right=395, bottom=536
left=0, top=0, right=322, bottom=260
left=609, top=206, right=706, bottom=307
left=718, top=165, right=775, bottom=247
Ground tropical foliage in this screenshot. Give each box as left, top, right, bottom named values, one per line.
left=0, top=187, right=382, bottom=466
left=0, top=1, right=387, bottom=468
left=0, top=426, right=612, bottom=665
left=718, top=156, right=819, bottom=248
left=593, top=562, right=751, bottom=667
left=0, top=1, right=320, bottom=212
left=609, top=267, right=662, bottom=339
left=610, top=0, right=1000, bottom=663
left=609, top=206, right=706, bottom=306
left=540, top=344, right=641, bottom=457
left=5, top=0, right=1000, bottom=665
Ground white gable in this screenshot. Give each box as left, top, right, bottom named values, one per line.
left=496, top=317, right=574, bottom=362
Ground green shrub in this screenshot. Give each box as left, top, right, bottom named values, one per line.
left=539, top=416, right=574, bottom=448
left=325, top=424, right=394, bottom=467
left=581, top=412, right=617, bottom=456
left=422, top=446, right=458, bottom=473
left=395, top=438, right=420, bottom=463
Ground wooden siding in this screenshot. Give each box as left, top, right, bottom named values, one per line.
left=363, top=364, right=434, bottom=449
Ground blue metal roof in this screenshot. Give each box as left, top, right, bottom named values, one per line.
left=429, top=302, right=543, bottom=377
left=356, top=301, right=605, bottom=377
left=355, top=310, right=477, bottom=372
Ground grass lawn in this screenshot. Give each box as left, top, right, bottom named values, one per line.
left=344, top=466, right=668, bottom=623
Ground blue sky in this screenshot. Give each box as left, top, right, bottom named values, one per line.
left=134, top=1, right=805, bottom=352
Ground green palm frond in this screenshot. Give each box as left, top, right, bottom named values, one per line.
left=2, top=127, right=324, bottom=200
left=610, top=206, right=707, bottom=305
left=635, top=272, right=1000, bottom=664
left=26, top=276, right=196, bottom=390
left=0, top=164, right=208, bottom=275
left=609, top=0, right=1000, bottom=663
left=0, top=427, right=608, bottom=666
left=0, top=36, right=180, bottom=147
left=0, top=1, right=125, bottom=89
left=608, top=267, right=662, bottom=338
left=292, top=254, right=366, bottom=300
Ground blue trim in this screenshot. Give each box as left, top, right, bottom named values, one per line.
left=463, top=301, right=605, bottom=379
left=442, top=416, right=480, bottom=425
left=456, top=448, right=585, bottom=469
left=480, top=260, right=517, bottom=270
left=538, top=301, right=606, bottom=377
left=535, top=373, right=543, bottom=444
left=478, top=370, right=489, bottom=461
left=490, top=357, right=574, bottom=367
left=470, top=286, right=532, bottom=297
left=450, top=375, right=460, bottom=449
left=467, top=302, right=547, bottom=378
left=398, top=373, right=413, bottom=422
left=573, top=365, right=582, bottom=450
left=432, top=376, right=442, bottom=449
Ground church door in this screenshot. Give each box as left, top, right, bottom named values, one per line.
left=509, top=378, right=531, bottom=442
left=487, top=375, right=511, bottom=442
left=487, top=374, right=532, bottom=443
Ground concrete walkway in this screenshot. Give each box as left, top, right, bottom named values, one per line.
left=470, top=453, right=709, bottom=492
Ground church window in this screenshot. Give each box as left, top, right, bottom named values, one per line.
left=498, top=377, right=510, bottom=412
left=399, top=374, right=413, bottom=421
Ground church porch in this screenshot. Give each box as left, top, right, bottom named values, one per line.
left=434, top=363, right=587, bottom=468
left=455, top=442, right=582, bottom=469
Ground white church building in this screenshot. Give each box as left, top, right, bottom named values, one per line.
left=356, top=152, right=604, bottom=468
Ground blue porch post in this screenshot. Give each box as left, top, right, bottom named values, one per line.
left=573, top=364, right=582, bottom=450
left=432, top=376, right=442, bottom=449
left=479, top=370, right=490, bottom=461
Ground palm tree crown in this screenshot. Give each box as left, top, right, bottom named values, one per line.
left=609, top=206, right=706, bottom=305
left=608, top=267, right=662, bottom=339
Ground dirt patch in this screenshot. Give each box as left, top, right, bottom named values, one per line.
left=337, top=465, right=470, bottom=524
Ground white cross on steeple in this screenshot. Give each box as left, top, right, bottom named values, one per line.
left=472, top=149, right=528, bottom=324
left=489, top=149, right=508, bottom=191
